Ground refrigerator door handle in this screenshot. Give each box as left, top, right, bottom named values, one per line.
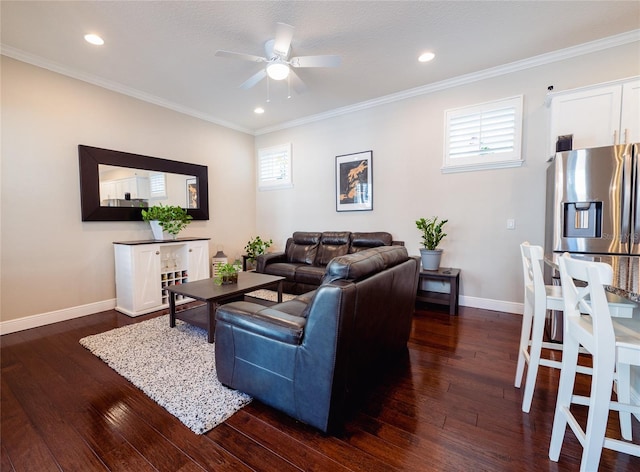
left=621, top=146, right=633, bottom=248
left=631, top=145, right=640, bottom=253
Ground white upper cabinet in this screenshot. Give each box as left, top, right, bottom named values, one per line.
left=548, top=77, right=640, bottom=156
left=621, top=80, right=640, bottom=144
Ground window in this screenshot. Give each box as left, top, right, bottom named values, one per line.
left=258, top=143, right=292, bottom=190
left=443, top=95, right=523, bottom=173
left=149, top=172, right=167, bottom=198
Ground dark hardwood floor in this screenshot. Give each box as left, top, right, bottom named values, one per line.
left=2, top=303, right=639, bottom=471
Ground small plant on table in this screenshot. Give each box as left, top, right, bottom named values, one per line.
left=214, top=263, right=239, bottom=285
left=244, top=236, right=273, bottom=263
left=141, top=203, right=192, bottom=238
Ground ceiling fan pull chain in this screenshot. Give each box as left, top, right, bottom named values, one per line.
left=266, top=76, right=271, bottom=103
left=287, top=75, right=291, bottom=99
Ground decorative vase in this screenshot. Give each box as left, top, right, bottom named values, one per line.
left=149, top=220, right=175, bottom=240
left=420, top=248, right=443, bottom=271
left=221, top=273, right=238, bottom=285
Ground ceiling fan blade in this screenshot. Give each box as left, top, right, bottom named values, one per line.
left=290, top=55, right=341, bottom=68
left=289, top=70, right=307, bottom=95
left=239, top=69, right=267, bottom=89
left=273, top=22, right=294, bottom=56
left=215, top=50, right=266, bottom=63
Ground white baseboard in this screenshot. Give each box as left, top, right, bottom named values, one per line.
left=0, top=299, right=116, bottom=335
left=460, top=295, right=524, bottom=315
left=1, top=295, right=525, bottom=336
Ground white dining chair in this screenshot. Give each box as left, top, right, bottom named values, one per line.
left=515, top=242, right=592, bottom=413
left=549, top=253, right=640, bottom=471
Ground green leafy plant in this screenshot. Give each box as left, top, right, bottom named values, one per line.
left=214, top=263, right=239, bottom=285
left=244, top=236, right=273, bottom=262
left=141, top=203, right=192, bottom=236
left=416, top=216, right=448, bottom=250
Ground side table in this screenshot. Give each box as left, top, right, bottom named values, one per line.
left=416, top=267, right=460, bottom=315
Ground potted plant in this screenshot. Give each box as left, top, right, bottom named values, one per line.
left=141, top=203, right=192, bottom=240
left=214, top=263, right=239, bottom=285
left=244, top=236, right=273, bottom=269
left=416, top=216, right=448, bottom=270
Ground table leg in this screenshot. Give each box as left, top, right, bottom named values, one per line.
left=450, top=274, right=459, bottom=315
left=277, top=280, right=283, bottom=303
left=169, top=291, right=177, bottom=328
left=207, top=300, right=217, bottom=343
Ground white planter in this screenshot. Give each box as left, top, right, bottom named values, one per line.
left=419, top=248, right=442, bottom=271
left=149, top=220, right=174, bottom=240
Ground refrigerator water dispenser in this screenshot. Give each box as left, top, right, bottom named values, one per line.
left=563, top=201, right=602, bottom=238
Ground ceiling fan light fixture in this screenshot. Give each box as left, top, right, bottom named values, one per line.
left=266, top=62, right=290, bottom=80
left=418, top=52, right=435, bottom=63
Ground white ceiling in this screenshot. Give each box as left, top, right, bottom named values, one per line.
left=2, top=1, right=639, bottom=134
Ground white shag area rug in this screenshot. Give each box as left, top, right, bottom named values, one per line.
left=245, top=289, right=297, bottom=302
left=79, top=315, right=251, bottom=434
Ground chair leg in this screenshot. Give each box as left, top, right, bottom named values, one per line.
left=521, top=305, right=546, bottom=413
left=549, top=333, right=580, bottom=462
left=616, top=361, right=633, bottom=440
left=580, top=354, right=615, bottom=472
left=515, top=300, right=534, bottom=388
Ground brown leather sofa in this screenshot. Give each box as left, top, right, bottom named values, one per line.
left=215, top=246, right=420, bottom=433
left=255, top=231, right=403, bottom=294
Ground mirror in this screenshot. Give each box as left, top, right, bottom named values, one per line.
left=98, top=165, right=199, bottom=209
left=79, top=145, right=209, bottom=221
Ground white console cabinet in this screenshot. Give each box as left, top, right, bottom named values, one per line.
left=548, top=77, right=640, bottom=156
left=114, top=238, right=210, bottom=317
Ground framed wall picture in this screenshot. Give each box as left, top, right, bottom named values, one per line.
left=336, top=150, right=373, bottom=212
left=186, top=178, right=199, bottom=209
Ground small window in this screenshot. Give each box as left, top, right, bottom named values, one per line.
left=149, top=172, right=167, bottom=198
left=258, top=143, right=292, bottom=190
left=443, top=95, right=524, bottom=173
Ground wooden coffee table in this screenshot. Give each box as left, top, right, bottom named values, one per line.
left=166, top=272, right=285, bottom=343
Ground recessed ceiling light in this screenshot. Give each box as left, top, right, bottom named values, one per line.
left=84, top=34, right=104, bottom=46
left=254, top=107, right=265, bottom=114
left=418, top=52, right=435, bottom=63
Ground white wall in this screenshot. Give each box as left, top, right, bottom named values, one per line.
left=1, top=57, right=255, bottom=325
left=254, top=42, right=640, bottom=311
left=2, top=41, right=639, bottom=330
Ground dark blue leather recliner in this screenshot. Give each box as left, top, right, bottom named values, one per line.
left=214, top=246, right=420, bottom=433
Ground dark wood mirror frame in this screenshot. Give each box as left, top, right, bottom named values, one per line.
left=79, top=145, right=209, bottom=221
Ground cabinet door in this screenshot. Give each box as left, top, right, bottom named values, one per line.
left=100, top=181, right=117, bottom=201
left=621, top=80, right=640, bottom=144
left=187, top=241, right=210, bottom=281
left=133, top=244, right=162, bottom=311
left=549, top=84, right=622, bottom=155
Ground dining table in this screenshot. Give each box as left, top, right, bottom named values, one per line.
left=546, top=254, right=640, bottom=305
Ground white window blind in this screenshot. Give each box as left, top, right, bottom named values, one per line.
left=149, top=172, right=167, bottom=198
left=443, top=95, right=523, bottom=173
left=258, top=143, right=292, bottom=190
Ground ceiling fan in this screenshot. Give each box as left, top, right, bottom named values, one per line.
left=214, top=22, right=341, bottom=94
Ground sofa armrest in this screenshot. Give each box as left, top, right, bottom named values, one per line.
left=256, top=252, right=287, bottom=272
left=215, top=301, right=306, bottom=344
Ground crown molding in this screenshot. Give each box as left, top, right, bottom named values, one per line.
left=3, top=29, right=638, bottom=137
left=0, top=45, right=253, bottom=135
left=254, top=29, right=640, bottom=135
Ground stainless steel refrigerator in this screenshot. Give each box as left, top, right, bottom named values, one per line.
left=544, top=143, right=640, bottom=340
